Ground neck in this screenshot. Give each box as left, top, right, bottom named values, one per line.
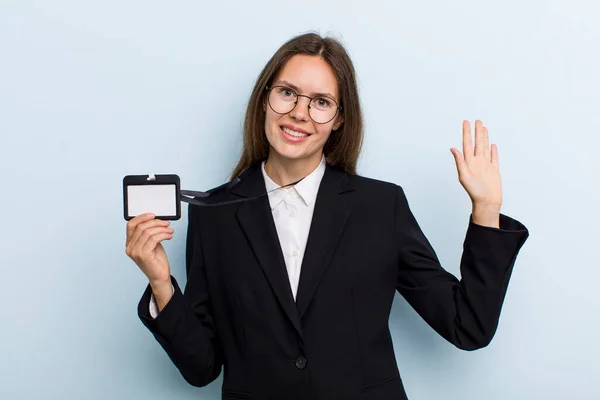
left=264, top=151, right=323, bottom=187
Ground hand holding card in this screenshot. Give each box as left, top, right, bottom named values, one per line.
left=125, top=211, right=174, bottom=311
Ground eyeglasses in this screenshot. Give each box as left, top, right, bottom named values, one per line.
left=265, top=85, right=342, bottom=124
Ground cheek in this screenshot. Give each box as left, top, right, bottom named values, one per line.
left=315, top=125, right=334, bottom=142
left=265, top=110, right=276, bottom=126
left=264, top=110, right=282, bottom=140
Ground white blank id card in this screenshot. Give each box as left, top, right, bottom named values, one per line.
left=126, top=184, right=177, bottom=218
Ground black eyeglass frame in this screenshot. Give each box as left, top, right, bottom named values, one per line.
left=265, top=85, right=343, bottom=124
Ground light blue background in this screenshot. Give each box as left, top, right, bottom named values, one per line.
left=1, top=1, right=598, bottom=399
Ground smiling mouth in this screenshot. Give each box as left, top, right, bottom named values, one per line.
left=281, top=126, right=310, bottom=138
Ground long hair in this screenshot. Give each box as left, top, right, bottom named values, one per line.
left=230, top=32, right=364, bottom=180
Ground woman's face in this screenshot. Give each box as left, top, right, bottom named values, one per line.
left=264, top=54, right=344, bottom=164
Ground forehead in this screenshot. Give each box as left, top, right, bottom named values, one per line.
left=274, top=54, right=339, bottom=97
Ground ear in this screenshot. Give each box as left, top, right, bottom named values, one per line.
left=332, top=114, right=344, bottom=131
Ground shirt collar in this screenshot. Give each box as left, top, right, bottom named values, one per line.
left=261, top=155, right=326, bottom=209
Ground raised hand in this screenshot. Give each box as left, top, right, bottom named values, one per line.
left=450, top=120, right=502, bottom=227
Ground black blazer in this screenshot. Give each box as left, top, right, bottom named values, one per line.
left=138, top=161, right=529, bottom=400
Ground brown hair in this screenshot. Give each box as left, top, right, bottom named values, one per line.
left=230, top=32, right=364, bottom=180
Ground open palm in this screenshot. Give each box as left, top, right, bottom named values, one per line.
left=450, top=120, right=503, bottom=208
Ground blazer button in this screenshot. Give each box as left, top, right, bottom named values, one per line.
left=295, top=355, right=307, bottom=370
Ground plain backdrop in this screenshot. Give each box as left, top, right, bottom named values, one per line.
left=1, top=1, right=598, bottom=399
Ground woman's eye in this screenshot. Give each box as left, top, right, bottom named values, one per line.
left=279, top=88, right=294, bottom=97
left=315, top=98, right=332, bottom=108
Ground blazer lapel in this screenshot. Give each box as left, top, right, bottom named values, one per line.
left=295, top=164, right=353, bottom=320
left=233, top=163, right=304, bottom=339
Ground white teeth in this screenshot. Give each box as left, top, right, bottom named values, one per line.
left=282, top=127, right=308, bottom=137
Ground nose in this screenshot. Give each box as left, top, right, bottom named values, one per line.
left=289, top=95, right=310, bottom=122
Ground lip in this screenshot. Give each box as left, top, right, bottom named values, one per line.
left=280, top=124, right=311, bottom=135
left=280, top=125, right=310, bottom=143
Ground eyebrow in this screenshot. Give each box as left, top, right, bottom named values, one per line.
left=273, top=80, right=338, bottom=101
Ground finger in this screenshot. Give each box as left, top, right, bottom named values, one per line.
left=126, top=213, right=156, bottom=245
left=130, top=226, right=174, bottom=258
left=127, top=218, right=168, bottom=249
left=140, top=232, right=174, bottom=257
left=450, top=148, right=469, bottom=178
left=462, top=120, right=473, bottom=162
left=128, top=219, right=171, bottom=250
left=491, top=143, right=499, bottom=168
left=483, top=126, right=491, bottom=161
left=474, top=120, right=484, bottom=157
left=129, top=221, right=171, bottom=250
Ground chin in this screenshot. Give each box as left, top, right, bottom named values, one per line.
left=270, top=146, right=308, bottom=161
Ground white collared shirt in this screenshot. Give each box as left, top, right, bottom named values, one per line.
left=261, top=155, right=326, bottom=300
left=149, top=155, right=326, bottom=317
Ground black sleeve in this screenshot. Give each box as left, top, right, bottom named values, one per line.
left=137, top=203, right=223, bottom=386
left=394, top=185, right=529, bottom=350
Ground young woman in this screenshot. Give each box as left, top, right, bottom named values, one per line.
left=125, top=33, right=529, bottom=400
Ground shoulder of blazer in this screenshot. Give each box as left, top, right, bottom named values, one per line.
left=346, top=171, right=402, bottom=198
